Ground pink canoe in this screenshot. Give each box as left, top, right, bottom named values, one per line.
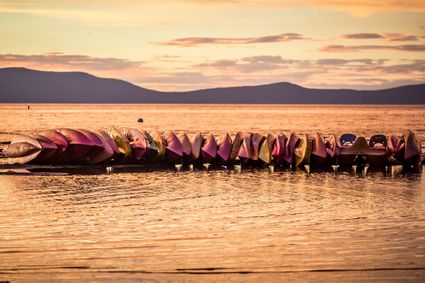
left=56, top=128, right=94, bottom=163
left=201, top=133, right=217, bottom=163
left=163, top=131, right=184, bottom=164
left=190, top=132, right=204, bottom=161
left=238, top=133, right=252, bottom=160
left=251, top=133, right=265, bottom=161
left=272, top=134, right=287, bottom=163
left=217, top=133, right=232, bottom=163
left=283, top=133, right=300, bottom=165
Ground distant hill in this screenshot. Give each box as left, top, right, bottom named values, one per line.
left=1, top=67, right=424, bottom=104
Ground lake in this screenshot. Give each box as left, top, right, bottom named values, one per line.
left=1, top=104, right=425, bottom=282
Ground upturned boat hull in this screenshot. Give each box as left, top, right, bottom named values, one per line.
left=216, top=133, right=232, bottom=163
left=201, top=133, right=217, bottom=163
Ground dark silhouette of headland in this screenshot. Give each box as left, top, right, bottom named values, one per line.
left=1, top=67, right=424, bottom=104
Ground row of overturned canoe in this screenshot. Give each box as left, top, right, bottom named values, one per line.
left=1, top=128, right=423, bottom=171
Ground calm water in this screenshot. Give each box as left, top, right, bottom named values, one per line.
left=1, top=104, right=425, bottom=282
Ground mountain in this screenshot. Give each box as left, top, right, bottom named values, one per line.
left=1, top=67, right=424, bottom=104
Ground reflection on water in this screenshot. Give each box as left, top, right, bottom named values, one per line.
left=0, top=104, right=425, bottom=281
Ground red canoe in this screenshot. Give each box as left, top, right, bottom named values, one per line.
left=163, top=131, right=184, bottom=164
left=201, top=133, right=217, bottom=163
left=217, top=133, right=232, bottom=163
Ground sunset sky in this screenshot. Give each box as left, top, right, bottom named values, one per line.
left=1, top=0, right=424, bottom=91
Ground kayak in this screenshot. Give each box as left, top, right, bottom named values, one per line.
left=38, top=130, right=69, bottom=162
left=178, top=132, right=192, bottom=160
left=238, top=133, right=252, bottom=161
left=56, top=128, right=95, bottom=163
left=78, top=129, right=111, bottom=164
left=217, top=133, right=232, bottom=163
left=3, top=134, right=43, bottom=164
left=163, top=131, right=184, bottom=164
left=311, top=132, right=327, bottom=166
left=251, top=133, right=265, bottom=161
left=96, top=130, right=120, bottom=157
left=151, top=131, right=166, bottom=159
left=229, top=132, right=243, bottom=161
left=120, top=128, right=148, bottom=161
left=201, top=133, right=217, bottom=163
left=272, top=134, right=287, bottom=165
left=294, top=134, right=312, bottom=168
left=108, top=127, right=132, bottom=160
left=325, top=134, right=340, bottom=163
left=258, top=133, right=275, bottom=165
left=190, top=132, right=204, bottom=162
left=283, top=133, right=300, bottom=165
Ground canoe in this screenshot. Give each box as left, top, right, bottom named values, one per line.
left=178, top=132, right=192, bottom=159
left=56, top=128, right=95, bottom=163
left=163, top=131, right=184, bottom=164
left=283, top=133, right=300, bottom=165
left=238, top=133, right=252, bottom=161
left=201, top=133, right=217, bottom=163
left=38, top=129, right=69, bottom=161
left=216, top=133, right=232, bottom=163
left=272, top=134, right=287, bottom=164
left=151, top=131, right=166, bottom=159
left=120, top=127, right=148, bottom=161
left=107, top=127, right=132, bottom=160
left=258, top=134, right=275, bottom=164
left=77, top=129, right=113, bottom=164
left=294, top=134, right=312, bottom=167
left=251, top=133, right=265, bottom=161
left=190, top=132, right=204, bottom=161
left=3, top=134, right=43, bottom=164
left=311, top=132, right=327, bottom=166
left=230, top=132, right=243, bottom=161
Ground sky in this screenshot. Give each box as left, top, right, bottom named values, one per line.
left=0, top=0, right=424, bottom=91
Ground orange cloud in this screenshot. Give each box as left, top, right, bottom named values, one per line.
left=155, top=33, right=306, bottom=47
left=320, top=44, right=425, bottom=52
left=342, top=33, right=422, bottom=41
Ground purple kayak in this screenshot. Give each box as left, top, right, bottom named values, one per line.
left=201, top=133, right=217, bottom=163
left=56, top=128, right=95, bottom=163
left=163, top=131, right=184, bottom=164
left=217, top=133, right=232, bottom=163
